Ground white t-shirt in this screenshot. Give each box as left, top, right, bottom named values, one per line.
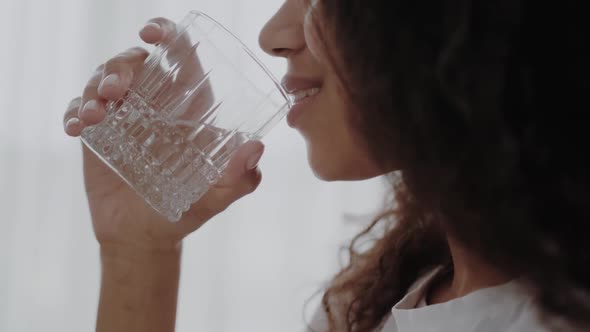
left=309, top=266, right=554, bottom=332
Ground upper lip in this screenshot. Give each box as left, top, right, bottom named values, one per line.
left=281, top=75, right=323, bottom=93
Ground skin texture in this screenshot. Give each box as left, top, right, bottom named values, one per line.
left=61, top=1, right=529, bottom=331
left=259, top=0, right=383, bottom=181
left=64, top=18, right=266, bottom=332
left=258, top=0, right=510, bottom=313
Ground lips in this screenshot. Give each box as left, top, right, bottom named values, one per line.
left=281, top=76, right=323, bottom=96
left=281, top=75, right=323, bottom=127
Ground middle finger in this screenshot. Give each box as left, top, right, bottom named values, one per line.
left=78, top=68, right=108, bottom=126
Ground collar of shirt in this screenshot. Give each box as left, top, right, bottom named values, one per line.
left=380, top=266, right=546, bottom=332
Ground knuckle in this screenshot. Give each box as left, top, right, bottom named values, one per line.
left=103, top=48, right=146, bottom=72
left=149, top=17, right=175, bottom=32
left=88, top=69, right=103, bottom=84
left=82, top=83, right=98, bottom=98
left=128, top=46, right=149, bottom=57
left=103, top=55, right=126, bottom=70
left=67, top=97, right=82, bottom=110
left=244, top=176, right=260, bottom=194
left=86, top=66, right=103, bottom=86
left=63, top=107, right=79, bottom=123
left=149, top=17, right=169, bottom=24
left=62, top=111, right=72, bottom=123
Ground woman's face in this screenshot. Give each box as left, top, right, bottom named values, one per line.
left=259, top=0, right=384, bottom=181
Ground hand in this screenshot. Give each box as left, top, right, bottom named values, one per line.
left=63, top=17, right=264, bottom=251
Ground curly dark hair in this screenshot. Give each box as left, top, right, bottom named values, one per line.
left=308, top=0, right=590, bottom=331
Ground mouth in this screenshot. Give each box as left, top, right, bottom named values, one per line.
left=281, top=75, right=324, bottom=127
left=290, top=87, right=321, bottom=104
left=285, top=87, right=322, bottom=127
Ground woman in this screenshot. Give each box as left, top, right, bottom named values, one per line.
left=62, top=0, right=590, bottom=331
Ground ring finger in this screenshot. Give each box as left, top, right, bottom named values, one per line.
left=63, top=97, right=83, bottom=136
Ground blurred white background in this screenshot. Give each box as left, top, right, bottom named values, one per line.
left=0, top=0, right=386, bottom=331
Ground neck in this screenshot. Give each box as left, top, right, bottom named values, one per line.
left=429, top=236, right=513, bottom=304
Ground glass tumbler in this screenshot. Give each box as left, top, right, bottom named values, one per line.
left=81, top=11, right=291, bottom=222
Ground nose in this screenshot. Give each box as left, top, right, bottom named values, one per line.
left=259, top=2, right=306, bottom=58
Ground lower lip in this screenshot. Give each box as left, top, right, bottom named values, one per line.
left=286, top=92, right=320, bottom=127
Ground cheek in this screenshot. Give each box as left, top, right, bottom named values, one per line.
left=305, top=129, right=383, bottom=181
left=301, top=88, right=383, bottom=180
left=303, top=12, right=327, bottom=65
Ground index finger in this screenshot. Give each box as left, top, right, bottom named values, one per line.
left=138, top=15, right=210, bottom=112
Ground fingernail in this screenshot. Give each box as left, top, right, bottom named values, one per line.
left=81, top=100, right=98, bottom=115
left=100, top=74, right=120, bottom=90
left=246, top=150, right=263, bottom=170
left=66, top=117, right=80, bottom=130
left=142, top=22, right=162, bottom=35
left=146, top=22, right=161, bottom=30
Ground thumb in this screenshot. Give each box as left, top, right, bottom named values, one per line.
left=181, top=140, right=264, bottom=225
left=215, top=140, right=265, bottom=188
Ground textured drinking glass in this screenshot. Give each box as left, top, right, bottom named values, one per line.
left=81, top=11, right=291, bottom=222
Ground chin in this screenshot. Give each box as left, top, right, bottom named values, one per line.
left=310, top=165, right=342, bottom=182
left=306, top=146, right=385, bottom=182
left=305, top=148, right=342, bottom=181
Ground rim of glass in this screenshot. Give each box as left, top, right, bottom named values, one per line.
left=187, top=10, right=292, bottom=108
